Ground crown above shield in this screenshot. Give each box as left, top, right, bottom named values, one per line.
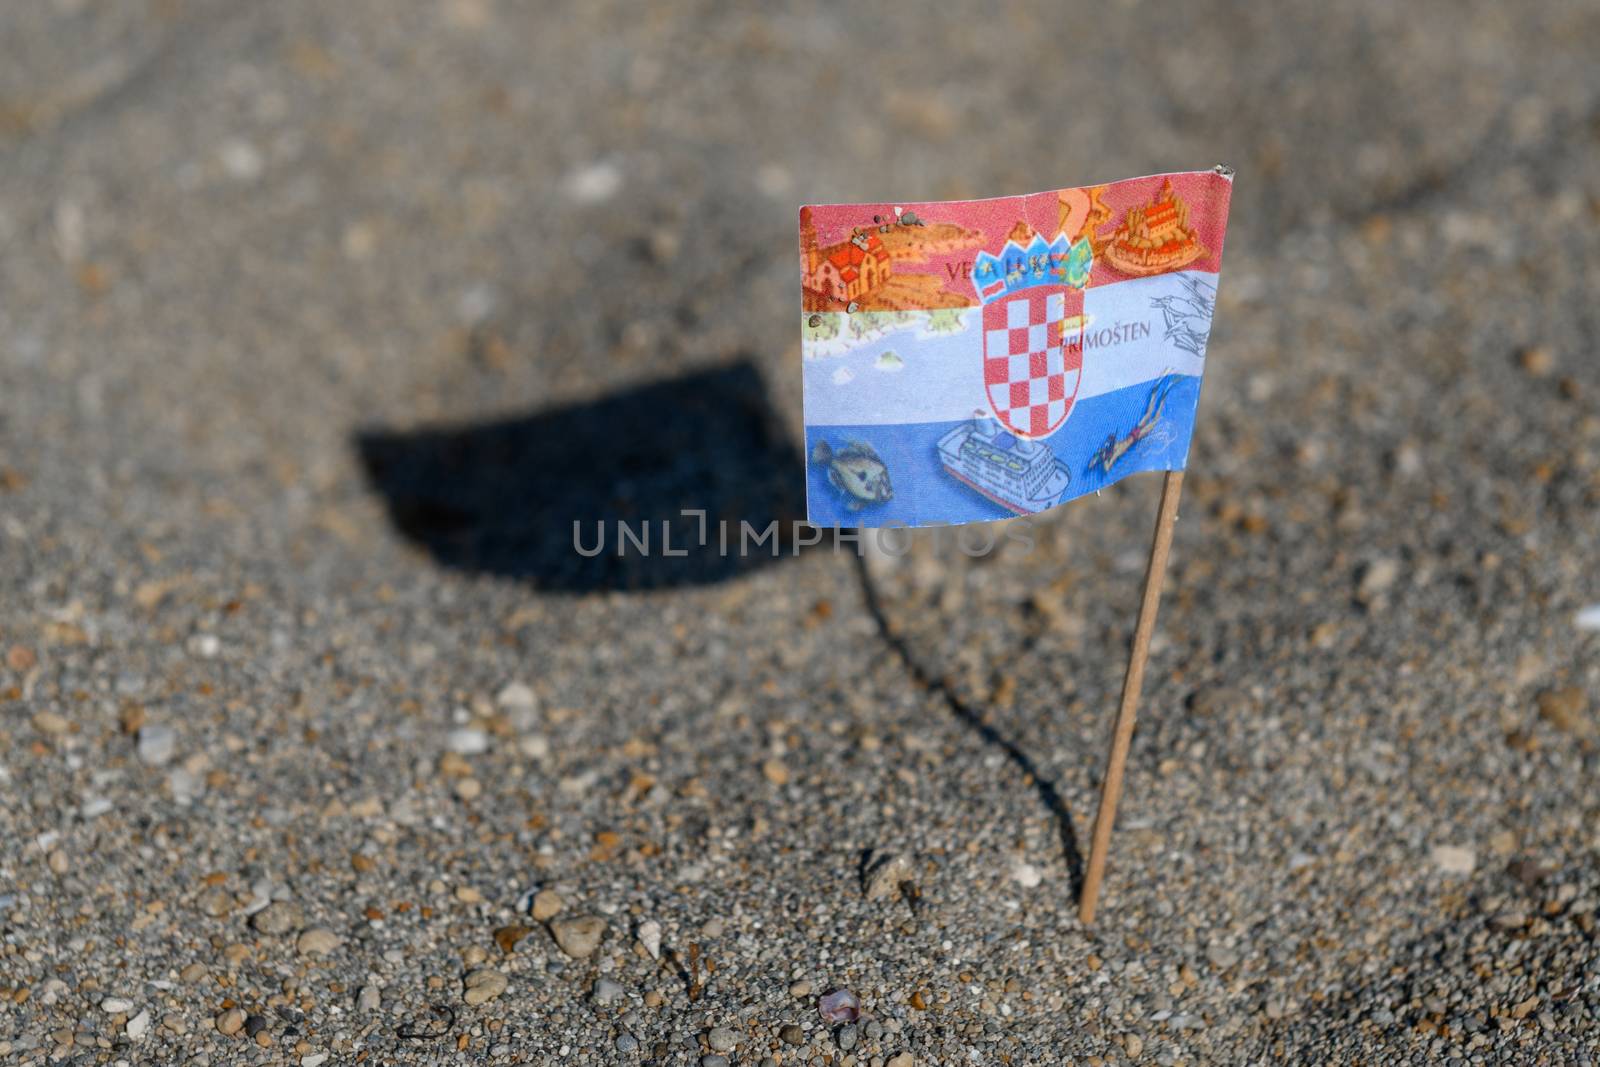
left=973, top=232, right=1093, bottom=304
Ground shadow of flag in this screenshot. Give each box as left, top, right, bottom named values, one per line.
left=355, top=361, right=805, bottom=592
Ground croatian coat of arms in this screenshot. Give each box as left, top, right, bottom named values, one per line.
left=972, top=232, right=1093, bottom=439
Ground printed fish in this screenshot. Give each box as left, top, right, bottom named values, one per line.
left=812, top=439, right=892, bottom=510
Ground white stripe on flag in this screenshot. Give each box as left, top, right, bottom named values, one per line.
left=803, top=269, right=1217, bottom=428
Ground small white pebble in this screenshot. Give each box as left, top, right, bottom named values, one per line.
left=125, top=1009, right=150, bottom=1039
left=456, top=283, right=498, bottom=325
left=1576, top=604, right=1600, bottom=632
left=218, top=138, right=263, bottom=181
left=1011, top=862, right=1043, bottom=888
left=136, top=724, right=177, bottom=767
left=562, top=161, right=622, bottom=204
left=100, top=997, right=135, bottom=1014
left=79, top=797, right=113, bottom=818
left=1431, top=844, right=1476, bottom=875
left=446, top=728, right=490, bottom=755
left=187, top=633, right=221, bottom=658
left=496, top=681, right=537, bottom=709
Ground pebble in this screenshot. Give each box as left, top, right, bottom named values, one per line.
left=187, top=632, right=221, bottom=658
left=865, top=853, right=915, bottom=900
left=446, top=727, right=490, bottom=755
left=168, top=765, right=203, bottom=802
left=1537, top=687, right=1590, bottom=735
left=837, top=1023, right=858, bottom=1051
left=79, top=796, right=113, bottom=818
left=250, top=901, right=302, bottom=935
left=636, top=919, right=662, bottom=960
left=100, top=997, right=135, bottom=1014
left=462, top=967, right=508, bottom=1006
left=494, top=924, right=532, bottom=954
left=701, top=1057, right=729, bottom=1067
left=1356, top=558, right=1401, bottom=604
left=125, top=1009, right=150, bottom=1040
left=706, top=1027, right=739, bottom=1051
left=1187, top=685, right=1245, bottom=717
left=31, top=711, right=70, bottom=736
left=296, top=926, right=341, bottom=957
left=616, top=1033, right=639, bottom=1053
left=1517, top=345, right=1554, bottom=376
left=780, top=1024, right=804, bottom=1045
left=593, top=978, right=625, bottom=1005
left=550, top=914, right=605, bottom=958
left=1011, top=861, right=1043, bottom=888
left=302, top=1055, right=329, bottom=1067
left=197, top=887, right=232, bottom=917
left=1430, top=844, right=1477, bottom=875
left=135, top=724, right=177, bottom=767
left=215, top=1008, right=245, bottom=1037
left=531, top=889, right=564, bottom=920
left=887, top=1053, right=915, bottom=1067
left=1125, top=1033, right=1145, bottom=1058
left=497, top=681, right=537, bottom=710
left=357, top=985, right=381, bottom=1012
left=762, top=758, right=790, bottom=786
left=218, top=138, right=263, bottom=181
left=790, top=979, right=813, bottom=997
left=243, top=1013, right=268, bottom=1039
left=563, top=161, right=623, bottom=204
left=1577, top=604, right=1600, bottom=631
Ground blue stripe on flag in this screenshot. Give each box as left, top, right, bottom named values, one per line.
left=805, top=373, right=1202, bottom=529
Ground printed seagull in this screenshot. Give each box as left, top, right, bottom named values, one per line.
left=1149, top=275, right=1216, bottom=358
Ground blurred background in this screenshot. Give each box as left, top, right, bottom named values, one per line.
left=1, top=2, right=1598, bottom=1064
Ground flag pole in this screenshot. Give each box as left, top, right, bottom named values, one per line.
left=1079, top=468, right=1185, bottom=924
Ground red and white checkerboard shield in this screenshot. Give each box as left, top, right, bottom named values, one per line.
left=982, top=286, right=1084, bottom=439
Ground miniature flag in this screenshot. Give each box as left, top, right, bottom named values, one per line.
left=800, top=168, right=1232, bottom=527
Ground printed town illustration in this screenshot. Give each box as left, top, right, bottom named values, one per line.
left=801, top=172, right=1231, bottom=528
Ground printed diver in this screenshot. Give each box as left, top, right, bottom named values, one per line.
left=812, top=439, right=893, bottom=511
left=1088, top=373, right=1180, bottom=476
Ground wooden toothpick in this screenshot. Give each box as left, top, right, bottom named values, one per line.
left=1079, top=469, right=1186, bottom=925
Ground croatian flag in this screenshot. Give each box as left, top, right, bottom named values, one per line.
left=800, top=168, right=1232, bottom=528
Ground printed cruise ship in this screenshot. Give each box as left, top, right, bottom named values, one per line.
left=937, top=412, right=1071, bottom=515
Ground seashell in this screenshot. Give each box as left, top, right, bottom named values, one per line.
left=819, top=988, right=861, bottom=1023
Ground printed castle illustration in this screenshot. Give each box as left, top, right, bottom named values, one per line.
left=1103, top=179, right=1205, bottom=276
left=800, top=207, right=893, bottom=303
